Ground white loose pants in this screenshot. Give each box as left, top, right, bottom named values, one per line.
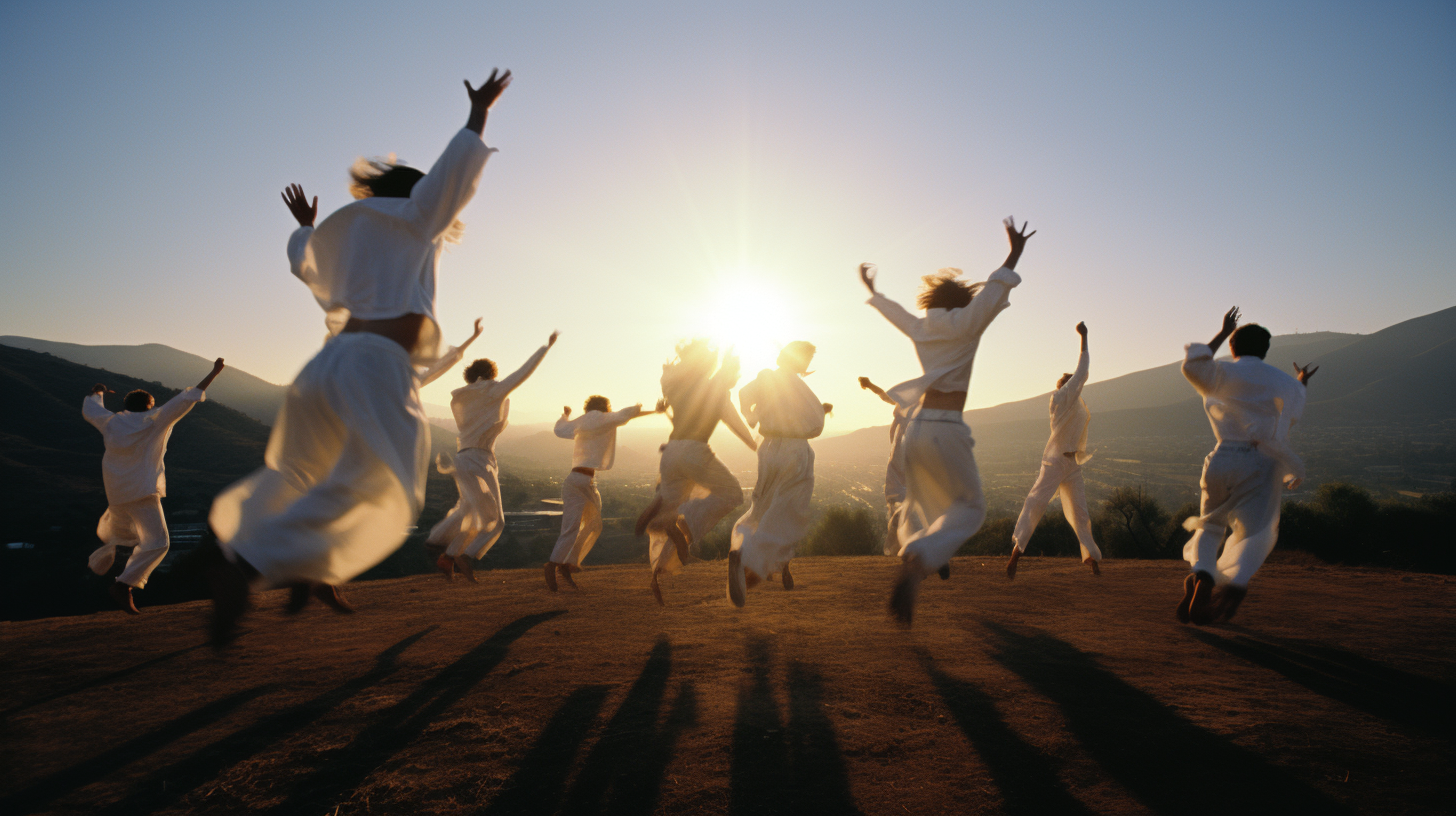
left=897, top=411, right=986, bottom=578
left=731, top=438, right=815, bottom=580
left=1012, top=455, right=1102, bottom=561
left=647, top=440, right=743, bottom=574
left=550, top=471, right=602, bottom=567
left=210, top=332, right=427, bottom=586
left=429, top=447, right=505, bottom=559
left=90, top=495, right=169, bottom=589
left=884, top=439, right=907, bottom=556
left=1184, top=442, right=1283, bottom=587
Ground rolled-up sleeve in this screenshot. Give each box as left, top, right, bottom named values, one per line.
left=82, top=393, right=111, bottom=430
left=408, top=128, right=496, bottom=241
left=1180, top=343, right=1219, bottom=394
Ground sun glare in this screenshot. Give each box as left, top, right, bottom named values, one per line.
left=701, top=271, right=803, bottom=375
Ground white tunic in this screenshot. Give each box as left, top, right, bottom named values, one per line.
left=452, top=345, right=551, bottom=452
left=554, top=406, right=644, bottom=470
left=82, top=388, right=205, bottom=505
left=737, top=368, right=825, bottom=439
left=1043, top=348, right=1092, bottom=464
left=286, top=128, right=495, bottom=365
left=1181, top=344, right=1306, bottom=487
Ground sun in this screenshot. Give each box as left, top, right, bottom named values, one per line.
left=700, top=270, right=803, bottom=376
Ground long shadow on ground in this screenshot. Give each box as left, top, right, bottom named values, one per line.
left=93, top=625, right=439, bottom=815
left=265, top=611, right=564, bottom=814
left=729, top=635, right=862, bottom=816
left=479, top=685, right=611, bottom=815
left=1188, top=629, right=1456, bottom=740
left=983, top=620, right=1355, bottom=816
left=556, top=636, right=698, bottom=816
left=916, top=648, right=1091, bottom=815
left=2, top=643, right=206, bottom=718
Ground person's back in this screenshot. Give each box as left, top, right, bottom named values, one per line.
left=742, top=368, right=825, bottom=439
left=1185, top=355, right=1304, bottom=446
left=452, top=380, right=511, bottom=452
left=85, top=388, right=205, bottom=505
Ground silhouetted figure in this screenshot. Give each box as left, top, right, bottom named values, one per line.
left=1007, top=321, right=1103, bottom=579
left=429, top=328, right=557, bottom=583
left=83, top=358, right=225, bottom=613
left=1177, top=307, right=1316, bottom=624
left=545, top=395, right=663, bottom=590
left=635, top=340, right=757, bottom=605
left=728, top=342, right=832, bottom=605
left=862, top=216, right=1033, bottom=626
left=858, top=376, right=909, bottom=558
left=206, top=68, right=512, bottom=645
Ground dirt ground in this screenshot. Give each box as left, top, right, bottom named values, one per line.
left=2, top=555, right=1453, bottom=815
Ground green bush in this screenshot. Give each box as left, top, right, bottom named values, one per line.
left=960, top=515, right=1015, bottom=556
left=801, top=505, right=886, bottom=557
left=1279, top=483, right=1454, bottom=573
left=1094, top=485, right=1178, bottom=559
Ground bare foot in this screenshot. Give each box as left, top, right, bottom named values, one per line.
left=110, top=581, right=140, bottom=615
left=1006, top=550, right=1021, bottom=581
left=1085, top=557, right=1101, bottom=576
left=436, top=553, right=456, bottom=581
left=543, top=562, right=558, bottom=592
left=650, top=570, right=665, bottom=606
left=557, top=563, right=578, bottom=590
left=781, top=562, right=794, bottom=590
left=454, top=554, right=477, bottom=583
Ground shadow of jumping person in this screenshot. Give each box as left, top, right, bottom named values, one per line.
left=1187, top=629, right=1456, bottom=741
left=2, top=643, right=207, bottom=719
left=916, top=648, right=1092, bottom=815
left=559, top=636, right=698, bottom=816
left=92, top=625, right=439, bottom=816
left=982, top=620, right=1356, bottom=816
left=480, top=685, right=612, bottom=815
left=729, top=636, right=862, bottom=816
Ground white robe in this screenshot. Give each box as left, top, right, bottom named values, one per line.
left=730, top=369, right=825, bottom=579
left=549, top=406, right=642, bottom=566
left=870, top=267, right=1020, bottom=576
left=1013, top=348, right=1101, bottom=560
left=1180, top=344, right=1307, bottom=587
left=82, top=387, right=205, bottom=588
left=211, top=127, right=492, bottom=585
left=884, top=409, right=908, bottom=555
left=647, top=440, right=743, bottom=575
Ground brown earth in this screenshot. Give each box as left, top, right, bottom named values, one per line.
left=2, top=556, right=1453, bottom=815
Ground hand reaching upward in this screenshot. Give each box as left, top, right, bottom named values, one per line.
left=548, top=331, right=560, bottom=347
left=282, top=184, right=317, bottom=227
left=1003, top=216, right=1035, bottom=269
left=859, top=263, right=877, bottom=295
left=1293, top=362, right=1319, bottom=386
left=465, top=68, right=512, bottom=135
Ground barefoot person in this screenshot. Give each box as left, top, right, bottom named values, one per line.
left=207, top=68, right=512, bottom=645
left=428, top=330, right=558, bottom=583
left=727, top=342, right=831, bottom=606
left=1177, top=307, right=1314, bottom=624
left=863, top=217, right=1032, bottom=626
left=84, top=358, right=225, bottom=614
left=1006, top=321, right=1103, bottom=579
left=859, top=376, right=909, bottom=558
left=544, top=395, right=663, bottom=591
left=636, top=340, right=757, bottom=605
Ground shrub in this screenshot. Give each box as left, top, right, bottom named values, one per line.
left=801, top=506, right=886, bottom=557
left=1094, top=485, right=1176, bottom=559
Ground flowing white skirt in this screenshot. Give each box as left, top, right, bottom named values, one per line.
left=896, top=410, right=986, bottom=578
left=428, top=447, right=505, bottom=559
left=210, top=333, right=427, bottom=585
left=646, top=440, right=743, bottom=574
left=1183, top=442, right=1282, bottom=587
left=731, top=437, right=815, bottom=580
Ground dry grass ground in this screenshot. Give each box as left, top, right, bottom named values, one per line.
left=2, top=556, right=1453, bottom=815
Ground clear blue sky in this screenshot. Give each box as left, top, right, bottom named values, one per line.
left=2, top=1, right=1452, bottom=431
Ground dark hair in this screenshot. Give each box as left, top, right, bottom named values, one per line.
left=778, top=341, right=817, bottom=374
left=1057, top=373, right=1073, bottom=389
left=584, top=395, right=611, bottom=413
left=464, top=358, right=498, bottom=383
left=917, top=268, right=985, bottom=310
left=1230, top=324, right=1272, bottom=359
left=124, top=390, right=154, bottom=412
left=349, top=158, right=425, bottom=199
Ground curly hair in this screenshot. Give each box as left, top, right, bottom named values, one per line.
left=584, top=395, right=611, bottom=413
left=464, top=358, right=498, bottom=383
left=917, top=268, right=985, bottom=311
left=123, top=390, right=154, bottom=412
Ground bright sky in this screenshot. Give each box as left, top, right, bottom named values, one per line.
left=2, top=1, right=1452, bottom=433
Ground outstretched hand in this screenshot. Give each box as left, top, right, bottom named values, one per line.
left=465, top=69, right=513, bottom=111
left=91, top=383, right=114, bottom=395
left=1293, top=362, right=1319, bottom=386
left=282, top=184, right=317, bottom=227
left=654, top=398, right=669, bottom=413
left=1221, top=306, right=1241, bottom=337
left=858, top=376, right=873, bottom=389
left=562, top=405, right=572, bottom=417
left=1076, top=321, right=1088, bottom=337
left=212, top=357, right=226, bottom=373
left=471, top=318, right=484, bottom=340
left=859, top=263, right=877, bottom=294
left=822, top=402, right=834, bottom=414
left=1003, top=216, right=1035, bottom=269
left=548, top=330, right=560, bottom=347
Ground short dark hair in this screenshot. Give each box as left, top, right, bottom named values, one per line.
left=349, top=157, right=425, bottom=199
left=464, top=358, right=497, bottom=383
left=124, top=390, right=154, bottom=412
left=1230, top=324, right=1272, bottom=359
left=1056, top=373, right=1073, bottom=389
left=917, top=268, right=985, bottom=311
left=584, top=395, right=611, bottom=413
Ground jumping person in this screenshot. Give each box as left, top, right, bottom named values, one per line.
left=428, top=330, right=558, bottom=583
left=636, top=340, right=757, bottom=605
left=859, top=376, right=909, bottom=558
left=1006, top=321, right=1102, bottom=579
left=207, top=68, right=512, bottom=645
left=1178, top=307, right=1315, bottom=624
left=544, top=395, right=663, bottom=590
left=862, top=216, right=1032, bottom=626
left=84, top=358, right=225, bottom=613
left=727, top=342, right=831, bottom=606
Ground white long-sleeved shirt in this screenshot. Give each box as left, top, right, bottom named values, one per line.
left=451, top=345, right=551, bottom=452
left=287, top=128, right=495, bottom=366
left=554, top=406, right=644, bottom=470
left=868, top=266, right=1021, bottom=412
left=82, top=387, right=205, bottom=505
left=1182, top=343, right=1307, bottom=485
left=1043, top=348, right=1092, bottom=463
left=738, top=368, right=825, bottom=439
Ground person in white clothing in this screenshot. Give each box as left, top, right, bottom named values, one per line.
left=1006, top=321, right=1103, bottom=579
left=862, top=216, right=1033, bottom=626
left=427, top=331, right=558, bottom=581
left=727, top=342, right=832, bottom=606
left=544, top=395, right=664, bottom=591
left=84, top=358, right=225, bottom=613
left=1178, top=307, right=1316, bottom=624
left=858, top=376, right=910, bottom=559
left=636, top=340, right=757, bottom=606
left=206, top=68, right=511, bottom=645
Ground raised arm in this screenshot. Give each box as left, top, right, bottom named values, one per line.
left=1002, top=216, right=1035, bottom=270
left=407, top=70, right=509, bottom=241
left=82, top=384, right=114, bottom=429
left=1208, top=306, right=1239, bottom=355
left=418, top=318, right=484, bottom=386
left=196, top=358, right=225, bottom=391
left=464, top=68, right=512, bottom=136
left=554, top=405, right=582, bottom=439
left=859, top=376, right=897, bottom=407
left=282, top=184, right=318, bottom=284
left=1059, top=323, right=1090, bottom=397
left=498, top=331, right=558, bottom=394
